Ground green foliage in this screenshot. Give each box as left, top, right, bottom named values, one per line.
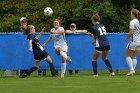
left=0, top=0, right=139, bottom=32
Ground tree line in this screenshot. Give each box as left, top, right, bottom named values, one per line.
left=0, top=0, right=139, bottom=33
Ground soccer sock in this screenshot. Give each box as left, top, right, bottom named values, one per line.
left=61, top=63, right=66, bottom=76
left=104, top=59, right=113, bottom=73
left=55, top=70, right=59, bottom=75
left=38, top=69, right=42, bottom=76
left=27, top=66, right=38, bottom=75
left=126, top=57, right=134, bottom=71
left=132, top=59, right=137, bottom=70
left=69, top=70, right=73, bottom=75
left=75, top=70, right=79, bottom=74
left=49, top=63, right=56, bottom=76
left=42, top=69, right=47, bottom=76
left=60, top=51, right=67, bottom=59
left=92, top=61, right=98, bottom=75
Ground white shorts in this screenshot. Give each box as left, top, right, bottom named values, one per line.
left=126, top=42, right=140, bottom=50
left=54, top=44, right=68, bottom=52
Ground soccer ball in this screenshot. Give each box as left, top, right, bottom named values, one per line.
left=44, top=7, right=53, bottom=16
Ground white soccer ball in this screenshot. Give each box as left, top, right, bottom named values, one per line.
left=44, top=7, right=53, bottom=16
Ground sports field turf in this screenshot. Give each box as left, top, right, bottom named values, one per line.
left=0, top=70, right=140, bottom=93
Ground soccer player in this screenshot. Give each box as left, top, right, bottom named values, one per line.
left=21, top=25, right=56, bottom=78
left=125, top=8, right=140, bottom=76
left=87, top=13, right=115, bottom=77
left=66, top=23, right=87, bottom=75
left=43, top=19, right=72, bottom=78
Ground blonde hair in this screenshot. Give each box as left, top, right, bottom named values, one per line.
left=131, top=8, right=140, bottom=21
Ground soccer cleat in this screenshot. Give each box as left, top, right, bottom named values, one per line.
left=67, top=56, right=72, bottom=63
left=110, top=72, right=115, bottom=76
left=126, top=70, right=135, bottom=76
left=20, top=73, right=27, bottom=78
left=93, top=74, right=99, bottom=77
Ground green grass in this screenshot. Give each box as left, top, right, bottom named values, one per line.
left=0, top=70, right=140, bottom=93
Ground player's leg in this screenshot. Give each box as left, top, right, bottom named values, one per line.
left=45, top=56, right=56, bottom=77
left=75, top=70, right=79, bottom=75
left=102, top=51, right=114, bottom=75
left=42, top=69, right=47, bottom=76
left=69, top=70, right=73, bottom=75
left=61, top=57, right=67, bottom=78
left=55, top=47, right=72, bottom=62
left=132, top=50, right=140, bottom=71
left=21, top=60, right=40, bottom=78
left=92, top=50, right=101, bottom=77
left=27, top=60, right=40, bottom=75
left=38, top=69, right=42, bottom=76
left=125, top=48, right=135, bottom=75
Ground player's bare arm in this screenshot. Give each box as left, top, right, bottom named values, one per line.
left=36, top=27, right=45, bottom=39
left=42, top=37, right=52, bottom=47
left=87, top=32, right=94, bottom=37
left=28, top=40, right=33, bottom=52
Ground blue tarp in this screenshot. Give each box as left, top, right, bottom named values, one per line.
left=0, top=33, right=140, bottom=70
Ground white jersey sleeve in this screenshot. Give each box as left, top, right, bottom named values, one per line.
left=130, top=20, right=135, bottom=29
left=129, top=19, right=140, bottom=42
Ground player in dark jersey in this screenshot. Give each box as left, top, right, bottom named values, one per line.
left=87, top=13, right=115, bottom=77
left=21, top=25, right=56, bottom=78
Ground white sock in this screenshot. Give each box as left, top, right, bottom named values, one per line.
left=60, top=51, right=67, bottom=59
left=126, top=57, right=134, bottom=71
left=61, top=63, right=67, bottom=76
left=132, top=59, right=137, bottom=70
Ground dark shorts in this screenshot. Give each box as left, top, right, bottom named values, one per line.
left=95, top=45, right=110, bottom=53
left=33, top=50, right=48, bottom=60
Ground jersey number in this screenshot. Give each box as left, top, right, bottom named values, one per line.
left=98, top=26, right=106, bottom=35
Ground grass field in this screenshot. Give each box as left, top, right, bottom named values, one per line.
left=0, top=70, right=140, bottom=93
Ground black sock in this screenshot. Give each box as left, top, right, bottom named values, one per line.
left=104, top=59, right=113, bottom=73
left=69, top=70, right=73, bottom=75
left=38, top=69, right=42, bottom=76
left=49, top=63, right=56, bottom=77
left=92, top=61, right=98, bottom=75
left=27, top=66, right=38, bottom=75
left=43, top=69, right=46, bottom=76
left=75, top=70, right=79, bottom=74
left=55, top=70, right=58, bottom=75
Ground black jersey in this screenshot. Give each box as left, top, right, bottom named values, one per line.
left=27, top=34, right=44, bottom=54
left=91, top=24, right=109, bottom=47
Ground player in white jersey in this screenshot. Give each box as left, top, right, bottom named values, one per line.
left=125, top=8, right=140, bottom=76
left=43, top=19, right=72, bottom=78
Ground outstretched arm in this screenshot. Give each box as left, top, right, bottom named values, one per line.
left=36, top=27, right=45, bottom=39
left=87, top=31, right=94, bottom=37
left=87, top=31, right=96, bottom=45
left=42, top=36, right=52, bottom=47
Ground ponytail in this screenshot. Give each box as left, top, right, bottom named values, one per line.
left=131, top=8, right=140, bottom=22
left=138, top=11, right=140, bottom=22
